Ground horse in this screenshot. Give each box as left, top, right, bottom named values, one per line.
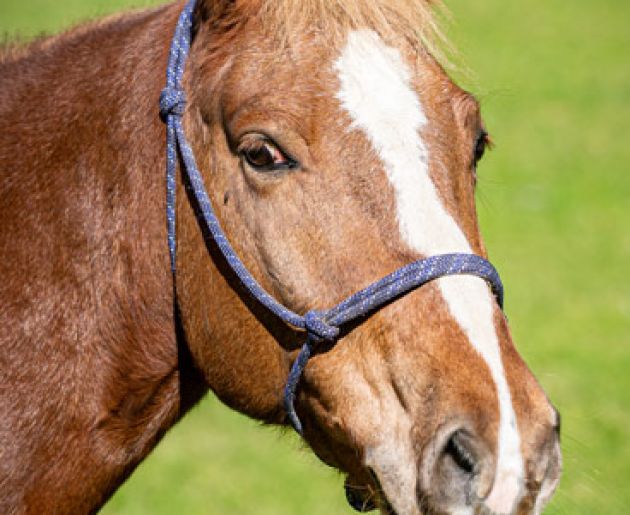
left=0, top=0, right=561, bottom=513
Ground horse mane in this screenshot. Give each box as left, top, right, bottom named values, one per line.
left=0, top=7, right=160, bottom=67
left=0, top=36, right=41, bottom=65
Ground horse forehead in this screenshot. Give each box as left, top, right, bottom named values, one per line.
left=331, top=29, right=459, bottom=244
left=221, top=33, right=337, bottom=108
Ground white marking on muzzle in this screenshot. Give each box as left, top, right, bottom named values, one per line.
left=335, top=30, right=524, bottom=514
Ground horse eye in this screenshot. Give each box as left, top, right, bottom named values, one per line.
left=473, top=130, right=489, bottom=166
left=241, top=139, right=296, bottom=172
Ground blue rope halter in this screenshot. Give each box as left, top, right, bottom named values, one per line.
left=160, top=0, right=504, bottom=435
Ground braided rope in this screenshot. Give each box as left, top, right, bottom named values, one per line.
left=160, top=0, right=505, bottom=434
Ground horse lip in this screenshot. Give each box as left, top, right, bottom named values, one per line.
left=364, top=468, right=398, bottom=515
left=345, top=481, right=377, bottom=512
left=381, top=502, right=397, bottom=515
left=341, top=473, right=393, bottom=514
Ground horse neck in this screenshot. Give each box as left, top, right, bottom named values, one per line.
left=0, top=4, right=211, bottom=512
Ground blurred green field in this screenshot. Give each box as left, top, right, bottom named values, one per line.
left=2, top=0, right=628, bottom=513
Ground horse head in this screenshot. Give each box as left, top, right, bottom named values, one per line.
left=173, top=1, right=561, bottom=513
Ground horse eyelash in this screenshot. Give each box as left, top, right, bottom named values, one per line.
left=474, top=130, right=492, bottom=167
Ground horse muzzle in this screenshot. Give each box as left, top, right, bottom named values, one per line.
left=345, top=420, right=561, bottom=515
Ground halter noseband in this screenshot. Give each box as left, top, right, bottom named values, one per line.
left=160, top=0, right=504, bottom=435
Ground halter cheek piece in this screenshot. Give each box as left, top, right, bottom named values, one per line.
left=160, top=0, right=504, bottom=435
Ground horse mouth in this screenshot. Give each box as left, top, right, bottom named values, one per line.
left=345, top=471, right=398, bottom=514
left=379, top=500, right=397, bottom=515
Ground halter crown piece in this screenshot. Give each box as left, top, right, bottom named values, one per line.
left=161, top=0, right=505, bottom=435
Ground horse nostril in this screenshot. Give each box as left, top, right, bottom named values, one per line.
left=418, top=427, right=493, bottom=511
left=444, top=430, right=477, bottom=475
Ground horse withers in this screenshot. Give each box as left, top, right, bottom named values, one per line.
left=0, top=1, right=561, bottom=513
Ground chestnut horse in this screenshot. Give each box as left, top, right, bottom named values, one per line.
left=0, top=1, right=561, bottom=513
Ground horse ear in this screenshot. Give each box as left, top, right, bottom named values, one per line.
left=194, top=0, right=236, bottom=25
left=193, top=0, right=250, bottom=38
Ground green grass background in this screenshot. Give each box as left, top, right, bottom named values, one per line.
left=2, top=0, right=628, bottom=513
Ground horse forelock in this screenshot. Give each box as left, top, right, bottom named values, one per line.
left=197, top=0, right=448, bottom=62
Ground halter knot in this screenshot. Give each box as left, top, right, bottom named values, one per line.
left=304, top=310, right=340, bottom=343
left=159, top=87, right=187, bottom=121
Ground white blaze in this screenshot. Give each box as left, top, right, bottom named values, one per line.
left=335, top=30, right=523, bottom=514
